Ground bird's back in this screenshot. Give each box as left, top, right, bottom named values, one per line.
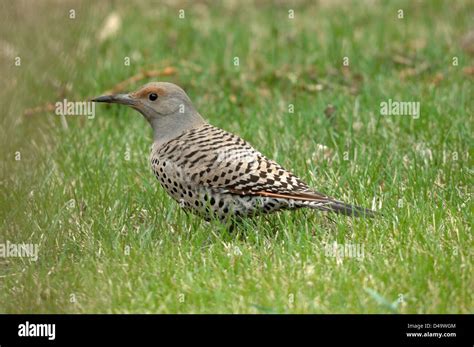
left=150, top=124, right=374, bottom=220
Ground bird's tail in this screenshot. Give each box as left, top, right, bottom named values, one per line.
left=230, top=189, right=377, bottom=218
left=307, top=199, right=377, bottom=217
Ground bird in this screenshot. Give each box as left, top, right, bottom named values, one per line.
left=93, top=82, right=375, bottom=222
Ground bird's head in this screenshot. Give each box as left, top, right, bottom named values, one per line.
left=93, top=82, right=195, bottom=121
left=93, top=82, right=205, bottom=144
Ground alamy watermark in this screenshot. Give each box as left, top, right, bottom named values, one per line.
left=380, top=99, right=420, bottom=119
left=324, top=242, right=364, bottom=260
left=216, top=149, right=255, bottom=164
left=0, top=240, right=39, bottom=261
left=55, top=99, right=95, bottom=119
left=18, top=321, right=55, bottom=340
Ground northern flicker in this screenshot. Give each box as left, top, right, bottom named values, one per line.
left=93, top=82, right=375, bottom=221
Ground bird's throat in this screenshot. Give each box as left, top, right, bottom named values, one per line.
left=150, top=111, right=206, bottom=148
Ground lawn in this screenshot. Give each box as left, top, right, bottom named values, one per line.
left=0, top=0, right=472, bottom=313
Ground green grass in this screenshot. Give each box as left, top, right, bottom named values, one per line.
left=0, top=0, right=472, bottom=313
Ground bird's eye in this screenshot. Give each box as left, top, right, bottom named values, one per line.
left=149, top=93, right=158, bottom=101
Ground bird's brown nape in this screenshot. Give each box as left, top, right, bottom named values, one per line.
left=131, top=86, right=166, bottom=99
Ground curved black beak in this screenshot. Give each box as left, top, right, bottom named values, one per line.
left=92, top=94, right=136, bottom=106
